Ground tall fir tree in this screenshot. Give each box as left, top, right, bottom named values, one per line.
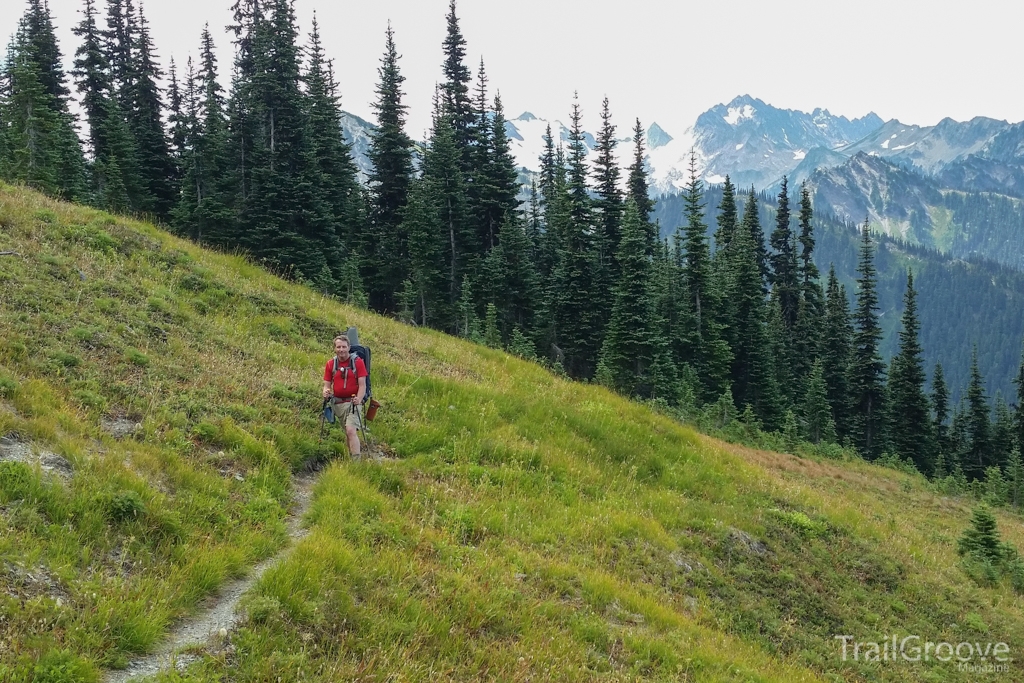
left=363, top=23, right=413, bottom=312
left=802, top=359, right=837, bottom=444
left=769, top=176, right=799, bottom=331
left=627, top=118, right=655, bottom=248
left=236, top=0, right=334, bottom=284
left=680, top=151, right=731, bottom=403
left=124, top=2, right=176, bottom=219
left=439, top=0, right=473, bottom=154
left=550, top=97, right=601, bottom=378
left=73, top=0, right=147, bottom=211
left=401, top=174, right=447, bottom=328
left=887, top=270, right=935, bottom=473
left=791, top=182, right=823, bottom=390
left=592, top=96, right=624, bottom=281
left=850, top=222, right=887, bottom=458
left=477, top=91, right=519, bottom=251
left=1015, top=341, right=1024, bottom=452
left=932, top=362, right=951, bottom=459
left=821, top=266, right=854, bottom=441
left=597, top=199, right=659, bottom=397
left=726, top=205, right=782, bottom=429
left=712, top=176, right=738, bottom=254
left=964, top=348, right=993, bottom=480
left=992, top=394, right=1015, bottom=468
left=304, top=14, right=365, bottom=289
left=741, top=186, right=769, bottom=288
left=483, top=212, right=539, bottom=343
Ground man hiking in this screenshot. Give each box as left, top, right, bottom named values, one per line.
left=322, top=334, right=367, bottom=459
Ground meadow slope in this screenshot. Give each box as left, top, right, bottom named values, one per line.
left=1, top=183, right=1023, bottom=682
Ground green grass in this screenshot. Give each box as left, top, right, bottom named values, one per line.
left=2, top=182, right=1024, bottom=682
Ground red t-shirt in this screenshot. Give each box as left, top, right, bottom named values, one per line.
left=324, top=355, right=367, bottom=398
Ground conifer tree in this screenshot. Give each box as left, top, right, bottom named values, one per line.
left=932, top=362, right=950, bottom=458
left=439, top=0, right=473, bottom=153
left=401, top=174, right=447, bottom=327
left=821, top=266, right=854, bottom=440
left=421, top=108, right=470, bottom=332
left=767, top=294, right=794, bottom=411
left=992, top=394, right=1015, bottom=468
left=627, top=118, right=655, bottom=247
left=166, top=57, right=186, bottom=177
left=304, top=15, right=365, bottom=287
left=727, top=208, right=781, bottom=428
left=802, top=359, right=837, bottom=444
left=592, top=97, right=624, bottom=280
left=73, top=0, right=146, bottom=211
left=2, top=0, right=88, bottom=200
left=1015, top=341, right=1024, bottom=452
left=741, top=187, right=769, bottom=289
left=597, top=199, right=658, bottom=397
left=769, top=176, right=799, bottom=331
left=850, top=222, right=886, bottom=458
left=791, top=183, right=823, bottom=389
left=476, top=91, right=519, bottom=251
left=680, top=151, right=731, bottom=403
left=888, top=270, right=935, bottom=473
left=713, top=176, right=738, bottom=254
left=363, top=23, right=413, bottom=312
left=964, top=348, right=993, bottom=480
left=484, top=212, right=539, bottom=342
left=126, top=2, right=176, bottom=219
left=236, top=0, right=334, bottom=283
left=550, top=98, right=601, bottom=378
left=650, top=238, right=688, bottom=402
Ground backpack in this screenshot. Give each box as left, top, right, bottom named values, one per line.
left=331, top=344, right=372, bottom=400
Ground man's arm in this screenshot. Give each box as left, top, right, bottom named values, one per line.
left=355, top=377, right=366, bottom=405
left=323, top=379, right=333, bottom=399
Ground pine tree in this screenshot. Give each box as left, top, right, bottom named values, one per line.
left=592, top=96, right=624, bottom=281
left=236, top=0, right=334, bottom=283
left=627, top=118, right=655, bottom=243
left=726, top=207, right=782, bottom=429
left=791, top=183, right=823, bottom=390
left=1015, top=341, right=1024, bottom=452
left=713, top=176, right=738, bottom=254
left=421, top=108, right=470, bottom=332
left=73, top=0, right=147, bottom=211
left=741, top=187, right=769, bottom=289
left=126, top=2, right=176, bottom=219
left=850, top=222, right=886, bottom=458
left=964, top=348, right=993, bottom=480
left=680, top=151, right=731, bottom=403
left=992, top=394, right=1015, bottom=469
left=1006, top=448, right=1024, bottom=508
left=401, top=174, right=447, bottom=328
left=363, top=23, right=413, bottom=312
left=2, top=0, right=88, bottom=200
left=932, top=362, right=951, bottom=458
left=439, top=0, right=473, bottom=153
left=769, top=176, right=799, bottom=331
left=802, top=359, right=837, bottom=444
left=887, top=270, right=935, bottom=474
left=166, top=57, right=186, bottom=178
left=483, top=213, right=539, bottom=341
left=174, top=28, right=234, bottom=244
left=549, top=97, right=601, bottom=378
left=304, top=14, right=364, bottom=289
left=597, top=199, right=658, bottom=397
left=821, top=266, right=854, bottom=441
left=476, top=91, right=519, bottom=251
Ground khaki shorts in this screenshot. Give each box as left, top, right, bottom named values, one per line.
left=331, top=398, right=361, bottom=430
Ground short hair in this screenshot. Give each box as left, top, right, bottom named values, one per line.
left=334, top=335, right=350, bottom=346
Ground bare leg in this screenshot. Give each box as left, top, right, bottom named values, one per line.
left=346, top=425, right=361, bottom=459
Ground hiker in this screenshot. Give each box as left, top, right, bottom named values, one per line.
left=322, top=335, right=367, bottom=459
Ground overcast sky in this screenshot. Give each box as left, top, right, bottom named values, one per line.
left=3, top=0, right=1022, bottom=139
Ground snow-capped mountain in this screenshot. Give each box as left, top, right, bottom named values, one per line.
left=501, top=95, right=884, bottom=194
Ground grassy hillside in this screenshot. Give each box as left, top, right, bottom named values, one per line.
left=2, top=183, right=1024, bottom=682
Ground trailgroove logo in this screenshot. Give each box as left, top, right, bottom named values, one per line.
left=835, top=635, right=1011, bottom=672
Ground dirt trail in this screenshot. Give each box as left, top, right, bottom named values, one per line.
left=104, top=470, right=319, bottom=683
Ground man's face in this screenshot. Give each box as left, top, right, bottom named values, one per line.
left=335, top=339, right=350, bottom=357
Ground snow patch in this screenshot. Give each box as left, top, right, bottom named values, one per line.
left=705, top=174, right=727, bottom=185
left=724, top=104, right=755, bottom=125
left=891, top=143, right=915, bottom=151
left=793, top=150, right=806, bottom=161
left=881, top=139, right=890, bottom=149
left=735, top=143, right=744, bottom=150
left=890, top=133, right=898, bottom=139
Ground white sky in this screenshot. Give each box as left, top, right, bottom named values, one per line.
left=3, top=0, right=1022, bottom=139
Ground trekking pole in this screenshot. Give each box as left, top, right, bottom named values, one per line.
left=355, top=400, right=372, bottom=458
left=317, top=398, right=329, bottom=458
